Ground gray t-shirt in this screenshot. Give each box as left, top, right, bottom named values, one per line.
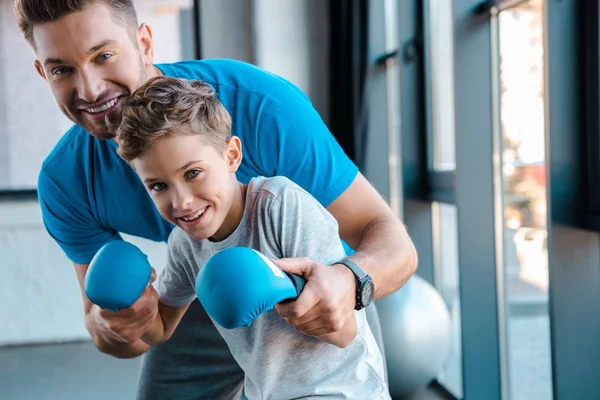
left=156, top=176, right=390, bottom=400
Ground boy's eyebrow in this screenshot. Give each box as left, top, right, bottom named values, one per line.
left=142, top=160, right=204, bottom=183
left=43, top=40, right=118, bottom=67
left=177, top=160, right=204, bottom=172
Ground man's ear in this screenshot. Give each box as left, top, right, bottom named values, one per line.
left=137, top=23, right=154, bottom=67
left=226, top=136, right=243, bottom=173
left=34, top=60, right=47, bottom=81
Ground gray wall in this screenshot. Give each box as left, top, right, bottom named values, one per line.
left=200, top=0, right=330, bottom=123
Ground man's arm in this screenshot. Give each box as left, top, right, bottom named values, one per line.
left=73, top=263, right=157, bottom=359
left=327, top=173, right=418, bottom=299
left=275, top=173, right=417, bottom=339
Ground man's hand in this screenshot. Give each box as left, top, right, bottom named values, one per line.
left=273, top=257, right=356, bottom=337
left=90, top=268, right=159, bottom=344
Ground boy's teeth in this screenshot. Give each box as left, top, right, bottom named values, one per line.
left=182, top=208, right=205, bottom=221
left=86, top=98, right=117, bottom=114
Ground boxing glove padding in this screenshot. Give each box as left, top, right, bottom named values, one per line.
left=196, top=247, right=305, bottom=329
left=84, top=241, right=152, bottom=312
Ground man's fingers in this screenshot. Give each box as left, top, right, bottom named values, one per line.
left=287, top=305, right=323, bottom=327
left=97, top=286, right=157, bottom=320
left=295, top=310, right=347, bottom=335
left=271, top=257, right=313, bottom=277
left=275, top=286, right=320, bottom=319
left=304, top=326, right=332, bottom=337
left=104, top=329, right=129, bottom=343
left=294, top=317, right=327, bottom=334
left=149, top=267, right=157, bottom=285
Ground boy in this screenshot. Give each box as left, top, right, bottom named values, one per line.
left=113, top=75, right=391, bottom=399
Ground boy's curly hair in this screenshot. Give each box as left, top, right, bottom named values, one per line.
left=114, top=76, right=232, bottom=162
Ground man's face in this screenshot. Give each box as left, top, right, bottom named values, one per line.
left=131, top=134, right=244, bottom=242
left=32, top=4, right=155, bottom=139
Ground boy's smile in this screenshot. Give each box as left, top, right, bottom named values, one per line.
left=131, top=133, right=244, bottom=241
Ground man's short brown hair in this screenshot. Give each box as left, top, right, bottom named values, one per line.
left=114, top=76, right=232, bottom=162
left=13, top=0, right=138, bottom=48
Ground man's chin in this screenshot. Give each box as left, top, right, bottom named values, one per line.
left=91, top=132, right=116, bottom=140
left=78, top=120, right=115, bottom=140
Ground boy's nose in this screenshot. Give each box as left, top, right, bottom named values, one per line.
left=172, top=190, right=194, bottom=211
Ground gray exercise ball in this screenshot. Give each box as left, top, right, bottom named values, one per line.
left=375, top=275, right=452, bottom=397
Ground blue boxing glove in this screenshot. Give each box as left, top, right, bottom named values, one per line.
left=196, top=247, right=305, bottom=329
left=84, top=241, right=152, bottom=312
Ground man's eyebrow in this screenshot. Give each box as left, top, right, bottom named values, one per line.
left=87, top=39, right=118, bottom=56
left=43, top=57, right=65, bottom=67
left=43, top=40, right=118, bottom=67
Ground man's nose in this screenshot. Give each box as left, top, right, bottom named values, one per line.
left=77, top=67, right=106, bottom=104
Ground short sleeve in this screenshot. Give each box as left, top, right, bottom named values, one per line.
left=254, top=89, right=358, bottom=208
left=259, top=178, right=347, bottom=265
left=38, top=168, right=120, bottom=265
left=155, top=230, right=197, bottom=307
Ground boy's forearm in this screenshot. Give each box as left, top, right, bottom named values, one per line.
left=140, top=313, right=170, bottom=345
left=85, top=311, right=150, bottom=359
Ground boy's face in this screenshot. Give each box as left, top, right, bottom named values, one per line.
left=131, top=134, right=243, bottom=241
left=31, top=3, right=156, bottom=139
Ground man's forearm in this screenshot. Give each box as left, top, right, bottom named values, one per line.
left=319, top=314, right=358, bottom=348
left=347, top=216, right=418, bottom=300
left=85, top=313, right=150, bottom=359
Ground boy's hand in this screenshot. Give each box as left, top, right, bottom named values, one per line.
left=90, top=268, right=159, bottom=344
left=273, top=258, right=356, bottom=337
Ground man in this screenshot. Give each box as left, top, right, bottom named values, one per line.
left=14, top=0, right=417, bottom=399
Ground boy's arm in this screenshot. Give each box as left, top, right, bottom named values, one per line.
left=145, top=229, right=201, bottom=344
left=141, top=302, right=190, bottom=345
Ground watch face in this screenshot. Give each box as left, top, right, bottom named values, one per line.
left=361, top=280, right=375, bottom=306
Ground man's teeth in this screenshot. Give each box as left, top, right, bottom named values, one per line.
left=86, top=98, right=118, bottom=114
left=181, top=209, right=205, bottom=222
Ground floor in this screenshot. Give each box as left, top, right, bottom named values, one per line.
left=0, top=341, right=141, bottom=400
left=0, top=341, right=445, bottom=400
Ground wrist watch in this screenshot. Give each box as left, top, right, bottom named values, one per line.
left=336, top=258, right=375, bottom=310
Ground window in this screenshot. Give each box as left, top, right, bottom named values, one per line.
left=432, top=202, right=462, bottom=398
left=498, top=1, right=553, bottom=398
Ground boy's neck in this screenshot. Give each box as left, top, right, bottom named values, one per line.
left=209, top=181, right=247, bottom=242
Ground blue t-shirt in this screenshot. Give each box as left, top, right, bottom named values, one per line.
left=38, top=59, right=358, bottom=265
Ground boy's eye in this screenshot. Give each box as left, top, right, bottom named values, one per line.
left=150, top=182, right=167, bottom=191
left=98, top=53, right=112, bottom=61
left=184, top=169, right=201, bottom=180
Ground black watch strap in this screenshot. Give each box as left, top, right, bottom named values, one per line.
left=336, top=258, right=371, bottom=310
left=337, top=258, right=368, bottom=280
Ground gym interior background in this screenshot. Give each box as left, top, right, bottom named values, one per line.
left=1, top=0, right=598, bottom=399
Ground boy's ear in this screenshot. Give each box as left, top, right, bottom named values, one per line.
left=226, top=136, right=243, bottom=172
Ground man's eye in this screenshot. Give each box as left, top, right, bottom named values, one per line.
left=150, top=182, right=167, bottom=191
left=52, top=67, right=72, bottom=76
left=185, top=170, right=201, bottom=180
